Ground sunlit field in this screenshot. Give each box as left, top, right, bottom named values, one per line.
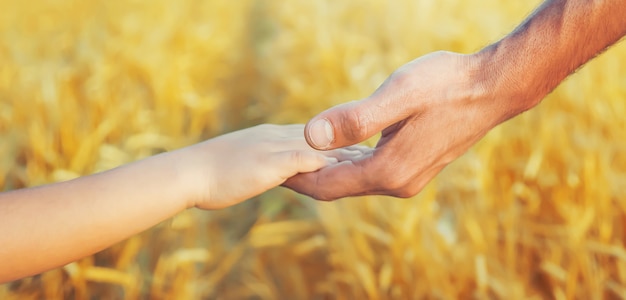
left=2, top=0, right=626, bottom=298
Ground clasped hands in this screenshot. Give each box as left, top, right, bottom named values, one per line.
left=283, top=51, right=522, bottom=200
left=191, top=51, right=527, bottom=209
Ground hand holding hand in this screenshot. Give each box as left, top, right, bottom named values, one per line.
left=284, top=51, right=529, bottom=200
left=180, top=124, right=366, bottom=209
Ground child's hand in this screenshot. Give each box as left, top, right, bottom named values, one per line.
left=180, top=124, right=368, bottom=210
left=0, top=123, right=370, bottom=282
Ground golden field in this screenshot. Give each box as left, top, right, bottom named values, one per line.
left=1, top=0, right=626, bottom=298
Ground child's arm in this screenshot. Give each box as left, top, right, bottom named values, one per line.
left=0, top=124, right=366, bottom=283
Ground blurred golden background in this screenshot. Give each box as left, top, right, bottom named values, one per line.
left=1, top=0, right=626, bottom=298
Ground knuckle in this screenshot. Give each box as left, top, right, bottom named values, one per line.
left=390, top=178, right=428, bottom=198
left=376, top=166, right=415, bottom=194
left=290, top=151, right=305, bottom=165
left=378, top=174, right=407, bottom=192
left=390, top=186, right=419, bottom=198
left=387, top=67, right=413, bottom=89
left=340, top=107, right=370, bottom=143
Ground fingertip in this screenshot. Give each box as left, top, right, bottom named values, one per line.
left=305, top=118, right=334, bottom=150
left=307, top=100, right=387, bottom=150
left=286, top=151, right=330, bottom=174
left=308, top=152, right=334, bottom=171
left=323, top=155, right=339, bottom=165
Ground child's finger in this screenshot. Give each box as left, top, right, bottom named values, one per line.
left=273, top=136, right=321, bottom=152
left=270, top=129, right=374, bottom=158
left=321, top=145, right=374, bottom=162
left=338, top=144, right=374, bottom=154
left=273, top=150, right=331, bottom=178
left=324, top=156, right=340, bottom=165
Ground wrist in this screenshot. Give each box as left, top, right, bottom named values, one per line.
left=168, top=145, right=211, bottom=210
left=464, top=44, right=544, bottom=124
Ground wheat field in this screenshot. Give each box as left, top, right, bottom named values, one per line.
left=1, top=0, right=626, bottom=299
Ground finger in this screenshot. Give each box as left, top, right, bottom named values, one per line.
left=276, top=139, right=373, bottom=161
left=273, top=134, right=374, bottom=154
left=273, top=136, right=325, bottom=153
left=353, top=164, right=441, bottom=198
left=341, top=144, right=375, bottom=152
left=322, top=146, right=373, bottom=162
left=272, top=150, right=332, bottom=179
left=304, top=92, right=412, bottom=150
left=282, top=157, right=379, bottom=201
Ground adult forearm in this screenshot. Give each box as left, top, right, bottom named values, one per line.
left=0, top=149, right=192, bottom=283
left=476, top=0, right=626, bottom=118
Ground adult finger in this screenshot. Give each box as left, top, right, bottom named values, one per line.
left=282, top=157, right=378, bottom=200
left=304, top=94, right=412, bottom=150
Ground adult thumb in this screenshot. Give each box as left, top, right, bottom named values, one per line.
left=305, top=97, right=408, bottom=150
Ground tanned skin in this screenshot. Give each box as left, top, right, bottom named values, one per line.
left=285, top=0, right=626, bottom=200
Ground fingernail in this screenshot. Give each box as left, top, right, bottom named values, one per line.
left=308, top=119, right=334, bottom=149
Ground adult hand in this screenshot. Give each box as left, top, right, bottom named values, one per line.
left=283, top=51, right=532, bottom=200
left=283, top=0, right=626, bottom=200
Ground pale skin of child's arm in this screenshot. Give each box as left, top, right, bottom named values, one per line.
left=0, top=124, right=366, bottom=283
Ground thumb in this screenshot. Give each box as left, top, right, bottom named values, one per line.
left=305, top=97, right=409, bottom=150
